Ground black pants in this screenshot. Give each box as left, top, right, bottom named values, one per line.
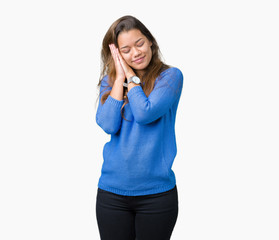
left=96, top=186, right=178, bottom=240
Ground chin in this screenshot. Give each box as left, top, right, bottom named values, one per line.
left=132, top=63, right=149, bottom=71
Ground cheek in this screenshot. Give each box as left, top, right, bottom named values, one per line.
left=146, top=48, right=153, bottom=60
left=122, top=54, right=131, bottom=63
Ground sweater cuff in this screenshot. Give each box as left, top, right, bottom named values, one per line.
left=106, top=95, right=124, bottom=108
left=127, top=86, right=143, bottom=99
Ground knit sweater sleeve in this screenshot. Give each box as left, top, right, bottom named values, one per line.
left=127, top=67, right=183, bottom=125
left=96, top=75, right=124, bottom=134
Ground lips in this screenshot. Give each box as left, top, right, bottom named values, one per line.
left=133, top=56, right=145, bottom=64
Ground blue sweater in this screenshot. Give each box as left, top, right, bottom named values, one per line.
left=96, top=67, right=183, bottom=196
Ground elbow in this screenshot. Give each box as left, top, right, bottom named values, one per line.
left=132, top=107, right=160, bottom=125
left=96, top=116, right=120, bottom=135
left=134, top=118, right=150, bottom=125
left=103, top=126, right=120, bottom=135
left=133, top=114, right=156, bottom=125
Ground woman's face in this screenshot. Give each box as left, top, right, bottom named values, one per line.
left=117, top=29, right=153, bottom=74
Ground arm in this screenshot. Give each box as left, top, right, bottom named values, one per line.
left=96, top=75, right=124, bottom=134
left=127, top=67, right=183, bottom=125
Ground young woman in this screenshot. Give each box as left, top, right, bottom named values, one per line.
left=95, top=15, right=183, bottom=240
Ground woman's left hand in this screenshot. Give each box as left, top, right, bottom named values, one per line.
left=112, top=45, right=136, bottom=79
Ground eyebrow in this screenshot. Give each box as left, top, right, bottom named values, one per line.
left=120, top=38, right=143, bottom=49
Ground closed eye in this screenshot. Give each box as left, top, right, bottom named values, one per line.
left=121, top=41, right=145, bottom=54
left=122, top=49, right=130, bottom=54
left=137, top=41, right=144, bottom=47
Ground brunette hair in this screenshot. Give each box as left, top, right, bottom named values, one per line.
left=96, top=15, right=170, bottom=120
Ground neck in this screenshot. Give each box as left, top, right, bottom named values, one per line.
left=135, top=70, right=145, bottom=79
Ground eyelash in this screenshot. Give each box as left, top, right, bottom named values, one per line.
left=123, top=42, right=144, bottom=54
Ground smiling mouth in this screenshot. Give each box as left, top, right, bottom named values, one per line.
left=133, top=56, right=145, bottom=63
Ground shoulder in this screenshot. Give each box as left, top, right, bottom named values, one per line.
left=157, top=67, right=183, bottom=86
left=160, top=67, right=183, bottom=79
left=100, top=75, right=110, bottom=87
left=102, top=74, right=109, bottom=82
left=154, top=67, right=183, bottom=90
left=99, top=74, right=113, bottom=94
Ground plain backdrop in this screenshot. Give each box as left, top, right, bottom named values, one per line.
left=0, top=0, right=278, bottom=239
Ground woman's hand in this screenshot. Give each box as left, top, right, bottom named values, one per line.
left=109, top=44, right=125, bottom=81
left=115, top=48, right=136, bottom=79
left=110, top=44, right=136, bottom=80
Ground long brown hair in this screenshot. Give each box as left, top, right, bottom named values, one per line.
left=96, top=15, right=170, bottom=119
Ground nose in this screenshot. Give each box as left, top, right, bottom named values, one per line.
left=133, top=47, right=142, bottom=57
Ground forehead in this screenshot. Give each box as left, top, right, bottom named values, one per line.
left=117, top=29, right=146, bottom=46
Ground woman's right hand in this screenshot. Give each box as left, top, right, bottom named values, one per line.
left=109, top=44, right=125, bottom=82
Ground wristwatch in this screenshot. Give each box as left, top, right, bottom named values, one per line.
left=123, top=75, right=141, bottom=87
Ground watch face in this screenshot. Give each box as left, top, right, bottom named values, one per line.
left=132, top=76, right=141, bottom=84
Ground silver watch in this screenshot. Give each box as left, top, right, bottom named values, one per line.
left=123, top=76, right=141, bottom=87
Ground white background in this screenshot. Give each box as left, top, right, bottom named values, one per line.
left=0, top=0, right=278, bottom=239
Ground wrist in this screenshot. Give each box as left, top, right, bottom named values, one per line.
left=126, top=71, right=136, bottom=80
left=115, top=78, right=125, bottom=83
left=123, top=75, right=141, bottom=88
